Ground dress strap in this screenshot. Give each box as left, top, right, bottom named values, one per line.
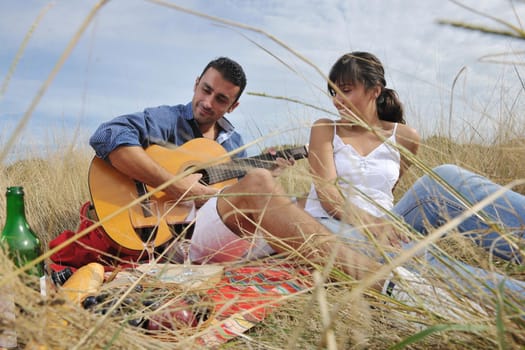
left=331, top=120, right=339, bottom=145
left=391, top=123, right=398, bottom=141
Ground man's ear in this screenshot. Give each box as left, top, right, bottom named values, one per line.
left=227, top=101, right=239, bottom=113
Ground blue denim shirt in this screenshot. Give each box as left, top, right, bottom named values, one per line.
left=89, top=102, right=246, bottom=160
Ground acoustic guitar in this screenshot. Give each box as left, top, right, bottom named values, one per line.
left=88, top=138, right=308, bottom=252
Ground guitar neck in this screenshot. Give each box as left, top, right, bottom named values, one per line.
left=204, top=145, right=308, bottom=185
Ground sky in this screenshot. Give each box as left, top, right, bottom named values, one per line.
left=1, top=0, right=524, bottom=161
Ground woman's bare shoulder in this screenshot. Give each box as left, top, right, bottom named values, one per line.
left=396, top=123, right=420, bottom=154
left=397, top=124, right=420, bottom=140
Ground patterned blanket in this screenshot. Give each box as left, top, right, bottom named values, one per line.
left=197, top=264, right=311, bottom=347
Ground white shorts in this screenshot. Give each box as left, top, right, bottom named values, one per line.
left=189, top=196, right=275, bottom=263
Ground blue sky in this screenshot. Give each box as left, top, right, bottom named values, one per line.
left=1, top=0, right=523, bottom=160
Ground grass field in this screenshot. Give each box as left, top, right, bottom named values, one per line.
left=1, top=2, right=525, bottom=349
left=1, top=127, right=524, bottom=349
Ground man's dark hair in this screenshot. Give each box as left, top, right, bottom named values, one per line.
left=200, top=57, right=247, bottom=103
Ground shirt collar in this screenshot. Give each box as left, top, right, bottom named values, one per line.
left=217, top=116, right=235, bottom=133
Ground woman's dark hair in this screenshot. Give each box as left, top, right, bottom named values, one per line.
left=200, top=57, right=247, bottom=103
left=328, top=51, right=405, bottom=124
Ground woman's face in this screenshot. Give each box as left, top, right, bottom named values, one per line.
left=331, top=81, right=379, bottom=118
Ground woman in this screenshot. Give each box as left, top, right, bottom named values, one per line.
left=305, top=51, right=525, bottom=294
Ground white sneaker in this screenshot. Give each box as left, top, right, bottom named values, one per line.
left=383, top=266, right=486, bottom=321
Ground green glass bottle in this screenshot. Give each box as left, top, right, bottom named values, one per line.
left=1, top=186, right=44, bottom=276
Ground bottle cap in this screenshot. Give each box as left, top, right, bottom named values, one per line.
left=6, top=186, right=24, bottom=195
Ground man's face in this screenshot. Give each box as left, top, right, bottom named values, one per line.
left=192, top=67, right=240, bottom=126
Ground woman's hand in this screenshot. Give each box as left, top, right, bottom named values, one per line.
left=341, top=208, right=410, bottom=249
left=366, top=215, right=410, bottom=249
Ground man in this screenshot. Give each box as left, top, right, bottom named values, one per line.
left=89, top=56, right=375, bottom=274
left=88, top=56, right=474, bottom=320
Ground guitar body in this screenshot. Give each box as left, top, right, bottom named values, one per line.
left=88, top=138, right=237, bottom=252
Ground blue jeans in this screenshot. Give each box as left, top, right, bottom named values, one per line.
left=395, top=164, right=525, bottom=263
left=318, top=164, right=525, bottom=295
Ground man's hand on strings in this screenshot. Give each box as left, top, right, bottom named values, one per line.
left=267, top=148, right=296, bottom=177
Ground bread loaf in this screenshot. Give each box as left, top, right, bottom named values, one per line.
left=61, top=262, right=105, bottom=303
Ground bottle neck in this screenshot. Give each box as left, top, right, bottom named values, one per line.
left=5, top=192, right=27, bottom=225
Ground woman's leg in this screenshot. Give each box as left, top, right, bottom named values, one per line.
left=326, top=216, right=525, bottom=297
left=423, top=248, right=525, bottom=295
left=394, top=164, right=525, bottom=263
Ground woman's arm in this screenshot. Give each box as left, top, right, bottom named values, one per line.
left=308, top=118, right=346, bottom=219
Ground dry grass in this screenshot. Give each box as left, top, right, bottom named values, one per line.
left=1, top=2, right=525, bottom=349
left=1, top=146, right=93, bottom=249
left=1, top=131, right=524, bottom=349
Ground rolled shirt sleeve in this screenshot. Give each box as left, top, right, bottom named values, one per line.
left=89, top=113, right=145, bottom=159
left=89, top=105, right=185, bottom=160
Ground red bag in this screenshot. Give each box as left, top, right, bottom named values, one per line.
left=49, top=202, right=140, bottom=270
